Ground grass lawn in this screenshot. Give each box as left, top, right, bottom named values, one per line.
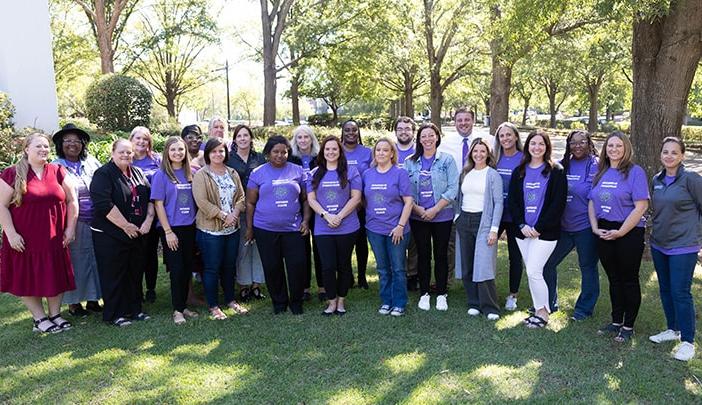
left=1, top=246, right=701, bottom=404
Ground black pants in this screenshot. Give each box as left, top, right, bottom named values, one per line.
left=597, top=220, right=645, bottom=328
left=353, top=210, right=369, bottom=282
left=140, top=224, right=160, bottom=296
left=457, top=212, right=499, bottom=315
left=499, top=221, right=523, bottom=294
left=316, top=232, right=356, bottom=300
left=93, top=231, right=144, bottom=322
left=303, top=221, right=323, bottom=289
left=410, top=219, right=452, bottom=295
left=254, top=227, right=306, bottom=313
left=160, top=225, right=195, bottom=312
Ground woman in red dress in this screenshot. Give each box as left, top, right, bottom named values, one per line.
left=0, top=133, right=79, bottom=333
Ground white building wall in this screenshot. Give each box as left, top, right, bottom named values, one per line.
left=0, top=0, right=59, bottom=132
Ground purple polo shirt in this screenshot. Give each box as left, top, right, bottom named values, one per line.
left=561, top=156, right=598, bottom=232
left=523, top=164, right=549, bottom=227
left=306, top=166, right=361, bottom=235
left=150, top=168, right=197, bottom=227
left=588, top=165, right=649, bottom=227
left=496, top=151, right=523, bottom=222
left=248, top=163, right=305, bottom=232
left=363, top=166, right=412, bottom=235
left=344, top=145, right=372, bottom=176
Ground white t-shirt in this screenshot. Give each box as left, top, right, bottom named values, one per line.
left=461, top=167, right=489, bottom=213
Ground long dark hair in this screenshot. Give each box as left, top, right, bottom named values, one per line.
left=517, top=129, right=554, bottom=178
left=409, top=123, right=442, bottom=162
left=231, top=124, right=255, bottom=152
left=562, top=130, right=598, bottom=172
left=312, top=136, right=349, bottom=191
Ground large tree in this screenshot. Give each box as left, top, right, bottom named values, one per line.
left=74, top=0, right=139, bottom=73
left=259, top=0, right=294, bottom=126
left=130, top=0, right=218, bottom=117
left=630, top=0, right=702, bottom=176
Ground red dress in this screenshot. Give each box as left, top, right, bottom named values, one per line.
left=0, top=164, right=75, bottom=296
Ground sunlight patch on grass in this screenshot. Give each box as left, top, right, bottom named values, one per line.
left=604, top=373, right=621, bottom=391
left=469, top=360, right=541, bottom=399
left=169, top=340, right=221, bottom=357
left=326, top=387, right=368, bottom=405
left=137, top=339, right=155, bottom=351
left=684, top=377, right=702, bottom=396
left=127, top=354, right=169, bottom=374
left=495, top=311, right=529, bottom=331
left=384, top=351, right=426, bottom=375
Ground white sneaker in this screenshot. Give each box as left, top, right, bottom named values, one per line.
left=487, top=313, right=500, bottom=321
left=467, top=308, right=480, bottom=316
left=378, top=305, right=391, bottom=315
left=505, top=295, right=517, bottom=311
left=673, top=342, right=695, bottom=361
left=649, top=329, right=681, bottom=344
left=418, top=293, right=431, bottom=311
left=436, top=294, right=448, bottom=311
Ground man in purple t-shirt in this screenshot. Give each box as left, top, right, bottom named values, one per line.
left=394, top=116, right=419, bottom=290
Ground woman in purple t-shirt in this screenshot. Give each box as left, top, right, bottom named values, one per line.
left=493, top=122, right=524, bottom=311
left=588, top=131, right=649, bottom=342
left=129, top=126, right=162, bottom=304
left=341, top=120, right=372, bottom=289
left=542, top=130, right=600, bottom=320
left=151, top=137, right=199, bottom=324
left=246, top=135, right=311, bottom=315
left=308, top=136, right=362, bottom=315
left=290, top=125, right=323, bottom=301
left=363, top=137, right=413, bottom=316
left=507, top=130, right=567, bottom=329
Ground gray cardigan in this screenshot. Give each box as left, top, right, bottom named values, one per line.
left=651, top=165, right=702, bottom=249
left=455, top=167, right=503, bottom=282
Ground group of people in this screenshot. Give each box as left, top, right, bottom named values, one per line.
left=0, top=111, right=699, bottom=362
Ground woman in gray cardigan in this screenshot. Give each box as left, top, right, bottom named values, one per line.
left=455, top=138, right=503, bottom=320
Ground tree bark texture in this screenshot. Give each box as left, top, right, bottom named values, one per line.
left=489, top=43, right=511, bottom=135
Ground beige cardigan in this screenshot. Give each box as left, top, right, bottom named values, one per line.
left=192, top=165, right=246, bottom=232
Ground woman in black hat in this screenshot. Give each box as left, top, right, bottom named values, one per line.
left=52, top=124, right=104, bottom=317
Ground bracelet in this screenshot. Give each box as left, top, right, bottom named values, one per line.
left=397, top=224, right=405, bottom=228
left=164, top=229, right=173, bottom=235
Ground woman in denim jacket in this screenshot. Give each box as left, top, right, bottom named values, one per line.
left=404, top=123, right=458, bottom=311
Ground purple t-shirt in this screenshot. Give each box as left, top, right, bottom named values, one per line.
left=588, top=165, right=649, bottom=227
left=344, top=145, right=372, bottom=176
left=411, top=156, right=454, bottom=223
left=248, top=163, right=304, bottom=232
left=300, top=154, right=314, bottom=181
left=496, top=151, right=523, bottom=222
left=306, top=166, right=362, bottom=235
left=132, top=154, right=161, bottom=183
left=562, top=156, right=598, bottom=232
left=397, top=145, right=415, bottom=169
left=363, top=166, right=412, bottom=235
left=150, top=168, right=197, bottom=227
left=523, top=164, right=549, bottom=227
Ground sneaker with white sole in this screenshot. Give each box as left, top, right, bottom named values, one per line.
left=649, top=329, right=681, bottom=344
left=436, top=294, right=448, bottom=311
left=467, top=308, right=480, bottom=316
left=378, top=305, right=391, bottom=315
left=390, top=307, right=405, bottom=317
left=505, top=295, right=517, bottom=311
left=673, top=342, right=695, bottom=361
left=487, top=313, right=500, bottom=321
left=418, top=293, right=431, bottom=311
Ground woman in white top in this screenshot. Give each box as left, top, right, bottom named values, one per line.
left=455, top=138, right=503, bottom=320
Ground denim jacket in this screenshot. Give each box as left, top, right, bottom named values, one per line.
left=404, top=151, right=458, bottom=211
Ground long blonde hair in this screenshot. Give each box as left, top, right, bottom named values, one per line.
left=161, top=136, right=192, bottom=183
left=12, top=133, right=51, bottom=207
left=593, top=131, right=635, bottom=186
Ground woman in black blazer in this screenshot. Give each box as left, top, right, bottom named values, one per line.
left=508, top=129, right=567, bottom=328
left=90, top=139, right=155, bottom=327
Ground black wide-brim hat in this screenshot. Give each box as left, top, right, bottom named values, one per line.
left=52, top=123, right=91, bottom=144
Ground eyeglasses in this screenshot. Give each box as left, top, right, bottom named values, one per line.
left=63, top=139, right=82, bottom=145
left=396, top=127, right=413, bottom=132
left=569, top=140, right=587, bottom=147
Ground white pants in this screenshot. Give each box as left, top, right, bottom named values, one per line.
left=516, top=237, right=557, bottom=313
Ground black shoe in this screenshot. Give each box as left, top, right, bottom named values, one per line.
left=335, top=309, right=347, bottom=316
left=69, top=304, right=89, bottom=317
left=239, top=287, right=251, bottom=303
left=318, top=291, right=327, bottom=302
left=302, top=292, right=312, bottom=301
left=290, top=305, right=304, bottom=315
left=407, top=276, right=418, bottom=291
left=358, top=278, right=369, bottom=290
left=322, top=309, right=335, bottom=316
left=85, top=301, right=103, bottom=312
left=145, top=290, right=156, bottom=303
left=273, top=306, right=287, bottom=315
left=251, top=287, right=266, bottom=300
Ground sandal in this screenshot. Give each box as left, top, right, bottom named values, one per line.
left=209, top=307, right=228, bottom=320
left=597, top=323, right=622, bottom=335
left=112, top=317, right=132, bottom=327
left=133, top=312, right=151, bottom=321
left=525, top=315, right=548, bottom=329
left=182, top=309, right=199, bottom=318
left=48, top=314, right=72, bottom=330
left=173, top=311, right=186, bottom=325
left=251, top=287, right=266, bottom=300
left=227, top=301, right=249, bottom=315
left=614, top=328, right=634, bottom=343
left=239, top=287, right=251, bottom=302
left=33, top=317, right=62, bottom=334
left=85, top=301, right=103, bottom=312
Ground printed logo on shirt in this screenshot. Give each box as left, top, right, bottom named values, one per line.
left=598, top=189, right=612, bottom=213
left=324, top=189, right=338, bottom=203
left=497, top=168, right=513, bottom=176
left=274, top=185, right=290, bottom=207
left=348, top=160, right=358, bottom=165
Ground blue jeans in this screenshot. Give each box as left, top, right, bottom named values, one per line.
left=196, top=230, right=240, bottom=308
left=543, top=228, right=600, bottom=318
left=651, top=248, right=697, bottom=343
left=367, top=230, right=409, bottom=309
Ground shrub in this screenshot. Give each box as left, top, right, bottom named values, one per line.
left=307, top=113, right=334, bottom=126
left=85, top=74, right=152, bottom=132
left=0, top=92, right=15, bottom=131
left=681, top=125, right=702, bottom=143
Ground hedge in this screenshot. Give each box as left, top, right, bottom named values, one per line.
left=85, top=74, right=152, bottom=132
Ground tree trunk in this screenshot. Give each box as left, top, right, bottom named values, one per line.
left=263, top=56, right=277, bottom=126
left=290, top=73, right=300, bottom=125
left=403, top=71, right=415, bottom=118
left=548, top=88, right=557, bottom=128
left=522, top=96, right=530, bottom=126
left=429, top=72, right=443, bottom=126
left=606, top=105, right=613, bottom=121
left=331, top=104, right=339, bottom=126
left=97, top=31, right=115, bottom=73
left=631, top=2, right=702, bottom=177
left=587, top=83, right=600, bottom=133
left=489, top=44, right=511, bottom=134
